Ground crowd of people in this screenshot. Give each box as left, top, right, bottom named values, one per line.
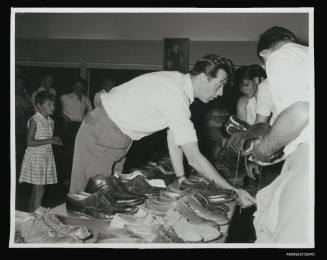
left=15, top=25, right=311, bottom=243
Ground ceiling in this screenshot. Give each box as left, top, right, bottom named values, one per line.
left=15, top=12, right=310, bottom=43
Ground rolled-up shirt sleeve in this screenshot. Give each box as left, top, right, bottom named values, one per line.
left=160, top=87, right=198, bottom=146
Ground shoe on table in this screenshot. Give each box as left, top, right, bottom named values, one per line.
left=110, top=211, right=164, bottom=229
left=84, top=175, right=146, bottom=206
left=16, top=213, right=81, bottom=243
left=165, top=208, right=221, bottom=242
left=66, top=192, right=138, bottom=221
left=84, top=174, right=110, bottom=194
left=117, top=174, right=164, bottom=198
left=35, top=207, right=91, bottom=240
left=178, top=191, right=230, bottom=226
left=95, top=228, right=146, bottom=243
left=153, top=225, right=184, bottom=243
left=167, top=202, right=219, bottom=230
left=143, top=199, right=173, bottom=217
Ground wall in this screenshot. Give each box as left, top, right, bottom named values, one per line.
left=16, top=39, right=259, bottom=67
left=15, top=12, right=309, bottom=42
left=15, top=12, right=309, bottom=69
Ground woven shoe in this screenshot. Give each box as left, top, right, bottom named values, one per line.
left=35, top=207, right=91, bottom=240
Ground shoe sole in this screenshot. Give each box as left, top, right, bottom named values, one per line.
left=67, top=210, right=113, bottom=222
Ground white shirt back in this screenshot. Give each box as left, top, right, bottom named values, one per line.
left=101, top=71, right=198, bottom=146
left=256, top=79, right=278, bottom=125
left=266, top=43, right=310, bottom=155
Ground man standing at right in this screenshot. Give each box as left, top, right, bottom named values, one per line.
left=250, top=26, right=312, bottom=243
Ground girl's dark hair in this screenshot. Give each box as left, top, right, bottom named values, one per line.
left=190, top=54, right=234, bottom=79
left=257, top=26, right=297, bottom=62
left=35, top=90, right=55, bottom=106
left=232, top=64, right=267, bottom=89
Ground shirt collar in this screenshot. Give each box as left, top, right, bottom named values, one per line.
left=183, top=73, right=194, bottom=104
left=71, top=92, right=84, bottom=100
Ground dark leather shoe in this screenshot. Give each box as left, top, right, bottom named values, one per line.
left=118, top=174, right=164, bottom=198
left=84, top=175, right=146, bottom=207
left=100, top=185, right=146, bottom=207
left=84, top=175, right=109, bottom=194
left=66, top=191, right=138, bottom=220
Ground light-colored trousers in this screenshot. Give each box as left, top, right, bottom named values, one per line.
left=69, top=107, right=132, bottom=194
left=253, top=143, right=310, bottom=243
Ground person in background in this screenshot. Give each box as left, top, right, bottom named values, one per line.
left=31, top=75, right=56, bottom=112
left=59, top=77, right=93, bottom=187
left=94, top=76, right=117, bottom=108
left=15, top=76, right=34, bottom=170
left=232, top=65, right=278, bottom=180
left=16, top=76, right=34, bottom=140
left=69, top=53, right=256, bottom=209
left=19, top=91, right=63, bottom=212
left=251, top=26, right=311, bottom=243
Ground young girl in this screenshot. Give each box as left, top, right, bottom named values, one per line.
left=19, top=90, right=63, bottom=212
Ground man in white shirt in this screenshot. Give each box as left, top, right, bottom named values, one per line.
left=69, top=54, right=256, bottom=208
left=93, top=76, right=117, bottom=108
left=31, top=75, right=56, bottom=112
left=59, top=77, right=93, bottom=186
left=60, top=78, right=93, bottom=124
left=251, top=26, right=311, bottom=243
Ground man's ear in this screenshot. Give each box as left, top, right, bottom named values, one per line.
left=198, top=72, right=208, bottom=82
left=259, top=49, right=270, bottom=59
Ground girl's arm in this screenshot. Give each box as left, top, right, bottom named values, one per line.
left=26, top=118, right=53, bottom=147
left=236, top=96, right=248, bottom=122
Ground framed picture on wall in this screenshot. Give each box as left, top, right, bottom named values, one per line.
left=163, top=38, right=190, bottom=73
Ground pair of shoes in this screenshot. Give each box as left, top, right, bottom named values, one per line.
left=117, top=174, right=165, bottom=198
left=35, top=207, right=91, bottom=240
left=84, top=175, right=146, bottom=207
left=66, top=190, right=138, bottom=220
left=178, top=191, right=230, bottom=226
left=164, top=205, right=222, bottom=242
left=16, top=212, right=82, bottom=243
left=180, top=177, right=237, bottom=205
left=197, top=182, right=239, bottom=204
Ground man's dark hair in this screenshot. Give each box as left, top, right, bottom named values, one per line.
left=102, top=75, right=117, bottom=85
left=190, top=54, right=234, bottom=79
left=35, top=90, right=55, bottom=106
left=233, top=64, right=267, bottom=89
left=72, top=77, right=87, bottom=87
left=41, top=74, right=53, bottom=81
left=257, top=26, right=297, bottom=62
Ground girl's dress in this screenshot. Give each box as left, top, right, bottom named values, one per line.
left=19, top=112, right=57, bottom=185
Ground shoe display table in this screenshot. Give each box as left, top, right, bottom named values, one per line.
left=51, top=201, right=237, bottom=244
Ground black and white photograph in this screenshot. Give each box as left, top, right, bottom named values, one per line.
left=10, top=8, right=315, bottom=249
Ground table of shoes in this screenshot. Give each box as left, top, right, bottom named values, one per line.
left=15, top=156, right=238, bottom=244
